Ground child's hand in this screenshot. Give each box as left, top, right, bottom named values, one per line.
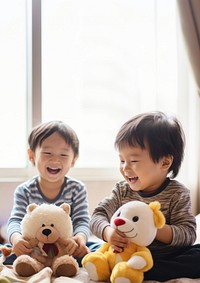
left=103, top=226, right=128, bottom=253
left=11, top=233, right=33, bottom=256
left=72, top=233, right=90, bottom=258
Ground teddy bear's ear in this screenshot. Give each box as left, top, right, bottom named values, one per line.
left=60, top=203, right=71, bottom=215
left=149, top=201, right=165, bottom=229
left=27, top=203, right=38, bottom=213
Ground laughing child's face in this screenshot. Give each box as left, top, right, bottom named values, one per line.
left=28, top=131, right=77, bottom=184
left=118, top=144, right=172, bottom=193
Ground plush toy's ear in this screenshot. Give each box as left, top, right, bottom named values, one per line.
left=26, top=203, right=38, bottom=213
left=149, top=201, right=165, bottom=228
left=60, top=203, right=70, bottom=215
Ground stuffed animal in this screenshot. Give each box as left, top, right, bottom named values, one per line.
left=13, top=203, right=79, bottom=277
left=0, top=246, right=13, bottom=266
left=0, top=276, right=11, bottom=283
left=82, top=200, right=165, bottom=283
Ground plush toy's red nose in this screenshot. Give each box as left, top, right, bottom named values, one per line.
left=114, top=218, right=126, bottom=226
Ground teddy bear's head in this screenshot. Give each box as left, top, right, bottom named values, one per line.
left=21, top=203, right=72, bottom=243
left=110, top=200, right=165, bottom=247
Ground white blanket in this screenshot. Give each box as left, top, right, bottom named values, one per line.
left=1, top=265, right=200, bottom=283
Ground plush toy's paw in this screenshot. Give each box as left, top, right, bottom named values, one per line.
left=15, top=262, right=36, bottom=277
left=111, top=262, right=143, bottom=283
left=0, top=275, right=11, bottom=283
left=52, top=255, right=79, bottom=277
left=0, top=247, right=12, bottom=257
left=82, top=252, right=110, bottom=281
left=0, top=246, right=13, bottom=266
left=13, top=255, right=44, bottom=277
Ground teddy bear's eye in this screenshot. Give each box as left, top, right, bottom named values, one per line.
left=42, top=224, right=45, bottom=227
left=117, top=212, right=121, bottom=217
left=50, top=224, right=54, bottom=227
left=132, top=216, right=139, bottom=222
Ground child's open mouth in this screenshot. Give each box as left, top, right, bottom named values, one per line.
left=128, top=177, right=138, bottom=183
left=47, top=167, right=61, bottom=174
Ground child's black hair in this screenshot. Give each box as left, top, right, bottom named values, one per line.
left=28, top=120, right=79, bottom=157
left=114, top=111, right=185, bottom=178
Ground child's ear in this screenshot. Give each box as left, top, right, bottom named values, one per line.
left=71, top=156, right=78, bottom=168
left=28, top=148, right=35, bottom=164
left=161, top=155, right=173, bottom=170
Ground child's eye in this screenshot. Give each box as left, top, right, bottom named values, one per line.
left=61, top=154, right=68, bottom=157
left=43, top=152, right=51, bottom=155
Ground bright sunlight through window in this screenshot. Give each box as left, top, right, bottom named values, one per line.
left=42, top=0, right=179, bottom=168
left=0, top=0, right=183, bottom=173
left=0, top=0, right=27, bottom=168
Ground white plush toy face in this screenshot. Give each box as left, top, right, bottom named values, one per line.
left=21, top=203, right=73, bottom=242
left=110, top=201, right=157, bottom=246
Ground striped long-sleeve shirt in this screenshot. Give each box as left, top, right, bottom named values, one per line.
left=7, top=176, right=90, bottom=242
left=90, top=178, right=196, bottom=258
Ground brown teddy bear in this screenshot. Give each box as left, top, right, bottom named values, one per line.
left=13, top=203, right=79, bottom=277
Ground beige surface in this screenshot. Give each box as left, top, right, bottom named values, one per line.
left=0, top=265, right=84, bottom=283
left=1, top=265, right=200, bottom=283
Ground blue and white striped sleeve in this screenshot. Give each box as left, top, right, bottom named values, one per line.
left=7, top=184, right=30, bottom=242
left=69, top=181, right=90, bottom=240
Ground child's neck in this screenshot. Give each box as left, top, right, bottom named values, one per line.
left=38, top=177, right=64, bottom=200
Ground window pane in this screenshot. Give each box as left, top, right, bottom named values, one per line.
left=42, top=0, right=178, bottom=168
left=0, top=0, right=27, bottom=167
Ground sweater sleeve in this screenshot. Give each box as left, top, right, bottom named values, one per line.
left=69, top=181, right=90, bottom=241
left=169, top=187, right=196, bottom=246
left=90, top=182, right=130, bottom=239
left=7, top=184, right=29, bottom=242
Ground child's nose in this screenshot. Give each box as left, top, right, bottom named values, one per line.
left=123, top=162, right=131, bottom=171
left=50, top=155, right=61, bottom=162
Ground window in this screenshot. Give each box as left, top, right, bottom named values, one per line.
left=42, top=0, right=180, bottom=169
left=0, top=0, right=27, bottom=168
left=0, top=0, right=191, bottom=180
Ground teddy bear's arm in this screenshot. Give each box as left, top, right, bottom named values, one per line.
left=26, top=238, right=39, bottom=248
left=58, top=238, right=78, bottom=255
left=58, top=237, right=77, bottom=247
left=127, top=246, right=153, bottom=272
left=31, top=246, right=47, bottom=264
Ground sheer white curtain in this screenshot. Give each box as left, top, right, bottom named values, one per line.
left=176, top=0, right=200, bottom=213
left=177, top=0, right=200, bottom=94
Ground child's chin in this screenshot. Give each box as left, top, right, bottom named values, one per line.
left=129, top=184, right=140, bottom=191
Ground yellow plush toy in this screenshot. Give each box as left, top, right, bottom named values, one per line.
left=82, top=200, right=165, bottom=283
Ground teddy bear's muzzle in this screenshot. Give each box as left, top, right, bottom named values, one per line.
left=42, top=228, right=52, bottom=237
